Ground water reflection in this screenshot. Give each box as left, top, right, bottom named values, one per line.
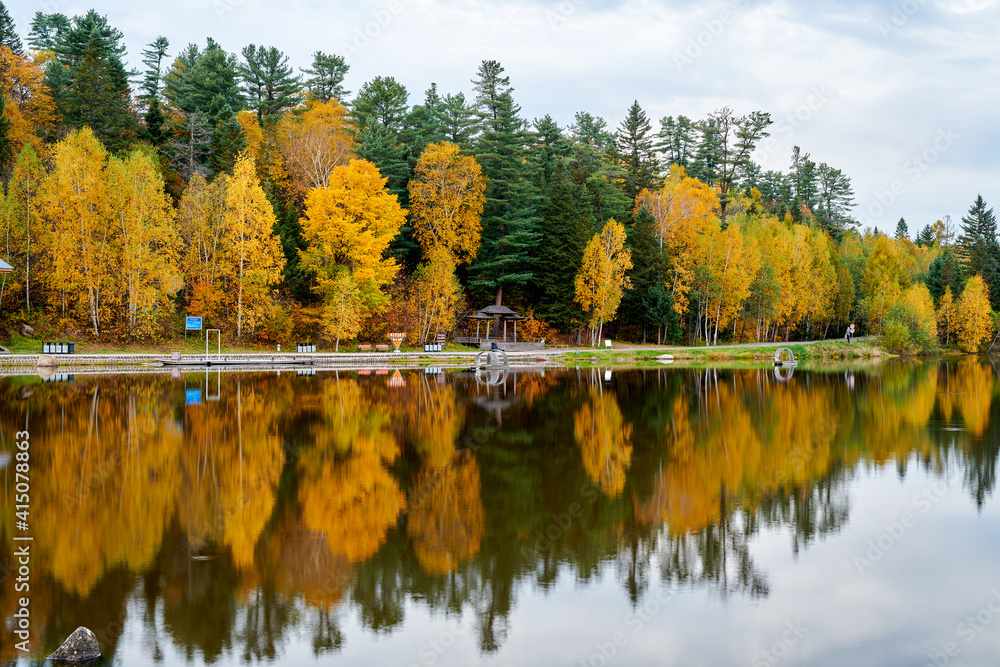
left=0, top=360, right=997, bottom=662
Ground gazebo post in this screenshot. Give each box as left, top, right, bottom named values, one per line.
left=514, top=319, right=517, bottom=342
left=486, top=321, right=490, bottom=340
left=476, top=321, right=481, bottom=342
left=503, top=320, right=507, bottom=342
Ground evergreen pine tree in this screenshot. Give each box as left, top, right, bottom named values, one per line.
left=535, top=160, right=592, bottom=331
left=140, top=99, right=169, bottom=148
left=355, top=123, right=409, bottom=201
left=689, top=118, right=721, bottom=185
left=957, top=195, right=1000, bottom=308
left=569, top=111, right=615, bottom=149
left=0, top=2, right=22, bottom=54
left=352, top=76, right=409, bottom=132
left=926, top=249, right=965, bottom=302
left=139, top=36, right=170, bottom=103
left=301, top=51, right=350, bottom=102
left=915, top=224, right=935, bottom=247
left=655, top=115, right=696, bottom=171
left=894, top=217, right=909, bottom=240
left=240, top=44, right=301, bottom=122
left=614, top=101, right=658, bottom=208
left=468, top=60, right=542, bottom=307
left=66, top=34, right=136, bottom=151
left=267, top=185, right=311, bottom=300
left=207, top=102, right=246, bottom=176
left=440, top=92, right=475, bottom=148
left=27, top=12, right=70, bottom=52
left=532, top=114, right=569, bottom=192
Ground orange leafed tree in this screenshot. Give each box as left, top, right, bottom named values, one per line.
left=0, top=47, right=55, bottom=162
left=177, top=173, right=229, bottom=319
left=408, top=141, right=486, bottom=262
left=635, top=165, right=718, bottom=316
left=407, top=248, right=465, bottom=344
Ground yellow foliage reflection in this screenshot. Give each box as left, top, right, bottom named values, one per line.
left=297, top=377, right=405, bottom=563
left=408, top=451, right=485, bottom=574
left=574, top=389, right=633, bottom=497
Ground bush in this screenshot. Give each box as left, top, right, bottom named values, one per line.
left=881, top=318, right=913, bottom=354
left=881, top=297, right=937, bottom=355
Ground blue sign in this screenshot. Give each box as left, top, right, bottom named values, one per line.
left=185, top=389, right=202, bottom=405
left=186, top=317, right=203, bottom=331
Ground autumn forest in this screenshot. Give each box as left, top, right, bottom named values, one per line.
left=0, top=6, right=997, bottom=351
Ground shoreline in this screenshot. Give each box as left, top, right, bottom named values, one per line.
left=0, top=339, right=898, bottom=375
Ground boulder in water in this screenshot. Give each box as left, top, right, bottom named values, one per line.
left=48, top=626, right=101, bottom=662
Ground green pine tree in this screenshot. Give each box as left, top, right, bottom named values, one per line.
left=139, top=36, right=170, bottom=103
left=468, top=60, right=542, bottom=307
left=535, top=160, right=592, bottom=331
left=207, top=102, right=246, bottom=176
left=915, top=224, right=935, bottom=247
left=28, top=12, right=70, bottom=52
left=66, top=34, right=137, bottom=151
left=301, top=51, right=350, bottom=102
left=0, top=1, right=22, bottom=54
left=894, top=217, right=909, bottom=240
left=926, top=248, right=966, bottom=302
left=240, top=44, right=301, bottom=122
left=614, top=101, right=659, bottom=209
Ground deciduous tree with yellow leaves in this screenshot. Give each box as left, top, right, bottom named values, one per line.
left=39, top=127, right=112, bottom=334
left=408, top=141, right=486, bottom=263
left=106, top=147, right=182, bottom=337
left=955, top=275, right=993, bottom=352
left=276, top=98, right=354, bottom=198
left=575, top=218, right=632, bottom=346
left=300, top=158, right=406, bottom=347
left=177, top=173, right=228, bottom=319
left=222, top=152, right=285, bottom=340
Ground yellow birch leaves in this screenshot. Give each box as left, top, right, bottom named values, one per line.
left=408, top=141, right=486, bottom=263
left=300, top=159, right=406, bottom=343
left=575, top=219, right=633, bottom=341
left=955, top=275, right=993, bottom=352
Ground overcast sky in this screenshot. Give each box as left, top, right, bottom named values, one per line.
left=9, top=0, right=999, bottom=234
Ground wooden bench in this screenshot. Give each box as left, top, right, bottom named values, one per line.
left=358, top=344, right=373, bottom=352
left=375, top=344, right=390, bottom=352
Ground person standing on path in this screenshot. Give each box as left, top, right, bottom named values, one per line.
left=846, top=323, right=854, bottom=343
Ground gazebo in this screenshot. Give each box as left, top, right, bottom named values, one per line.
left=467, top=305, right=526, bottom=344
left=0, top=258, right=12, bottom=273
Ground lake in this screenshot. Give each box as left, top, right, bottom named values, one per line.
left=1, top=360, right=999, bottom=666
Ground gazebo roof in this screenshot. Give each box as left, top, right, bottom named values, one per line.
left=480, top=305, right=518, bottom=315
left=0, top=258, right=12, bottom=273
left=469, top=304, right=525, bottom=320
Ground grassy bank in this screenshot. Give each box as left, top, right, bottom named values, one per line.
left=557, top=340, right=889, bottom=367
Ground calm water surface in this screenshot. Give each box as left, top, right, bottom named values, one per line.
left=1, top=361, right=999, bottom=666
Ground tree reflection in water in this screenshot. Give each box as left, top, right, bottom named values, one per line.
left=0, top=359, right=996, bottom=661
